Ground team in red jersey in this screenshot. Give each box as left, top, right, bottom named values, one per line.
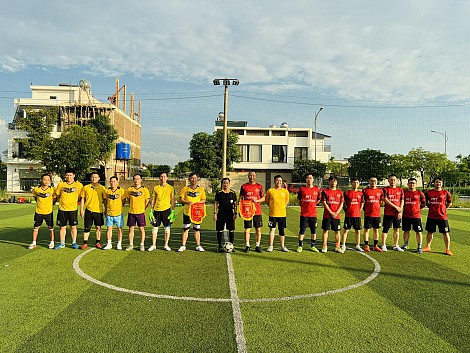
left=321, top=176, right=344, bottom=253
left=239, top=171, right=265, bottom=253
left=297, top=173, right=322, bottom=253
left=381, top=175, right=404, bottom=252
left=362, top=177, right=384, bottom=252
left=341, top=178, right=364, bottom=252
left=423, top=178, right=453, bottom=255
left=401, top=178, right=426, bottom=253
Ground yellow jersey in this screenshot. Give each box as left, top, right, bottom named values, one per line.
left=266, top=187, right=290, bottom=217
left=105, top=187, right=125, bottom=217
left=125, top=186, right=150, bottom=214
left=152, top=184, right=174, bottom=211
left=180, top=185, right=206, bottom=216
left=80, top=183, right=107, bottom=213
left=33, top=186, right=55, bottom=215
left=55, top=181, right=83, bottom=211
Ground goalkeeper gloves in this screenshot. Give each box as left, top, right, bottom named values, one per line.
left=148, top=209, right=155, bottom=222
left=168, top=210, right=175, bottom=223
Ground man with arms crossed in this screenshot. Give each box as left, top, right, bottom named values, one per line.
left=178, top=172, right=206, bottom=252
left=125, top=174, right=150, bottom=251
left=381, top=174, right=404, bottom=252
left=80, top=172, right=107, bottom=250
left=401, top=178, right=426, bottom=253
left=321, top=176, right=344, bottom=253
left=265, top=175, right=290, bottom=252
left=28, top=174, right=55, bottom=249
left=214, top=177, right=237, bottom=252
left=148, top=171, right=175, bottom=251
left=423, top=177, right=453, bottom=256
left=54, top=170, right=83, bottom=250
left=239, top=171, right=265, bottom=253
left=104, top=176, right=126, bottom=250
left=341, top=177, right=364, bottom=252
left=362, top=176, right=384, bottom=252
left=297, top=173, right=322, bottom=253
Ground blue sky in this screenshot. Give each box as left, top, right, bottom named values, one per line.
left=1, top=0, right=470, bottom=166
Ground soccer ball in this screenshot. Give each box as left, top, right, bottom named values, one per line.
left=223, top=242, right=234, bottom=253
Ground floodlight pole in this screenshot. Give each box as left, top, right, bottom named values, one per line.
left=431, top=130, right=448, bottom=155
left=314, top=107, right=324, bottom=161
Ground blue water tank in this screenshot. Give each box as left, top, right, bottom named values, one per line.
left=116, top=142, right=131, bottom=160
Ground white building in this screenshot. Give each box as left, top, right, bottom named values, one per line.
left=215, top=121, right=331, bottom=190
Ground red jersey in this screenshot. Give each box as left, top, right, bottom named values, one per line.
left=343, top=190, right=364, bottom=218
left=425, top=189, right=452, bottom=220
left=321, top=188, right=343, bottom=219
left=383, top=186, right=404, bottom=216
left=362, top=187, right=383, bottom=217
left=403, top=189, right=425, bottom=219
left=240, top=183, right=264, bottom=216
left=297, top=186, right=321, bottom=217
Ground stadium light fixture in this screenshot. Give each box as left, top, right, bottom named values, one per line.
left=213, top=78, right=240, bottom=178
left=314, top=106, right=324, bottom=161
left=431, top=130, right=448, bottom=155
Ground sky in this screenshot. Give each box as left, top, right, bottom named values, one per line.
left=1, top=0, right=470, bottom=166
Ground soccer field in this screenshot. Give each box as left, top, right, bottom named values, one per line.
left=1, top=203, right=469, bottom=353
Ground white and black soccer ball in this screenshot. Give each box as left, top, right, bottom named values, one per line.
left=223, top=242, right=234, bottom=253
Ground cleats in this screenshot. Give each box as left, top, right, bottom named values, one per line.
left=244, top=246, right=250, bottom=253
left=72, top=243, right=79, bottom=249
left=355, top=245, right=365, bottom=252
left=321, top=247, right=327, bottom=253
left=147, top=245, right=156, bottom=252
left=297, top=246, right=303, bottom=253
left=266, top=245, right=273, bottom=252
left=218, top=246, right=225, bottom=253
left=28, top=243, right=36, bottom=249
left=177, top=245, right=186, bottom=252
left=364, top=245, right=370, bottom=252
left=381, top=245, right=388, bottom=252
left=163, top=245, right=171, bottom=251
left=281, top=246, right=289, bottom=252
left=334, top=247, right=344, bottom=254
left=416, top=247, right=422, bottom=254
left=311, top=246, right=320, bottom=253
left=255, top=246, right=262, bottom=253
left=81, top=244, right=88, bottom=250
left=140, top=244, right=145, bottom=252
left=341, top=245, right=347, bottom=252
left=48, top=242, right=55, bottom=249
left=393, top=246, right=404, bottom=252
left=373, top=245, right=383, bottom=252
left=116, top=243, right=123, bottom=250
left=103, top=243, right=113, bottom=250
left=54, top=243, right=65, bottom=250
left=195, top=245, right=205, bottom=252
left=445, top=249, right=454, bottom=256
left=422, top=246, right=431, bottom=252
left=401, top=244, right=408, bottom=250
left=125, top=245, right=134, bottom=251
left=95, top=243, right=102, bottom=249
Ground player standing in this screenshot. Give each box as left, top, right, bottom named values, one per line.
left=28, top=174, right=55, bottom=249
left=214, top=177, right=237, bottom=252
left=423, top=178, right=453, bottom=256
left=265, top=175, right=290, bottom=252
left=401, top=178, right=426, bottom=253
left=80, top=172, right=107, bottom=250
left=104, top=176, right=126, bottom=250
left=341, top=177, right=364, bottom=252
left=239, top=171, right=265, bottom=253
left=296, top=173, right=322, bottom=253
left=54, top=170, right=83, bottom=250
left=362, top=176, right=384, bottom=252
left=124, top=174, right=150, bottom=251
left=321, top=176, right=344, bottom=253
left=148, top=171, right=175, bottom=251
left=381, top=174, right=404, bottom=252
left=178, top=172, right=206, bottom=252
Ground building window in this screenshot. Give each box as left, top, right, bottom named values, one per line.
left=239, top=145, right=262, bottom=162
left=271, top=131, right=286, bottom=136
left=294, top=147, right=308, bottom=161
left=289, top=130, right=308, bottom=137
left=246, top=130, right=269, bottom=136
left=272, top=145, right=287, bottom=163
left=50, top=96, right=57, bottom=99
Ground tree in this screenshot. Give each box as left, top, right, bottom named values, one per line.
left=407, top=148, right=453, bottom=187
left=145, top=164, right=172, bottom=177
left=347, top=149, right=390, bottom=182
left=389, top=154, right=415, bottom=186
left=87, top=114, right=119, bottom=164
left=173, top=160, right=191, bottom=179
left=189, top=130, right=240, bottom=179
left=327, top=157, right=348, bottom=177
left=292, top=159, right=327, bottom=182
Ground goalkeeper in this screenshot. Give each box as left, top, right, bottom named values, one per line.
left=148, top=171, right=175, bottom=251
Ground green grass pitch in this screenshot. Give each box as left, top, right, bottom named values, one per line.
left=1, top=204, right=469, bottom=352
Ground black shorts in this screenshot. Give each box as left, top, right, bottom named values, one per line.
left=268, top=216, right=286, bottom=236
left=151, top=208, right=171, bottom=228
left=402, top=217, right=423, bottom=232
left=216, top=215, right=235, bottom=231
left=84, top=209, right=104, bottom=232
left=322, top=218, right=341, bottom=231
left=364, top=216, right=381, bottom=229
left=344, top=217, right=362, bottom=230
left=382, top=215, right=402, bottom=233
left=183, top=214, right=201, bottom=230
left=34, top=212, right=54, bottom=228
left=299, top=216, right=317, bottom=235
left=425, top=218, right=450, bottom=234
left=244, top=215, right=263, bottom=229
left=57, top=210, right=78, bottom=227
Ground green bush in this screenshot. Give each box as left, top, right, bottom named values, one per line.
left=0, top=188, right=10, bottom=203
